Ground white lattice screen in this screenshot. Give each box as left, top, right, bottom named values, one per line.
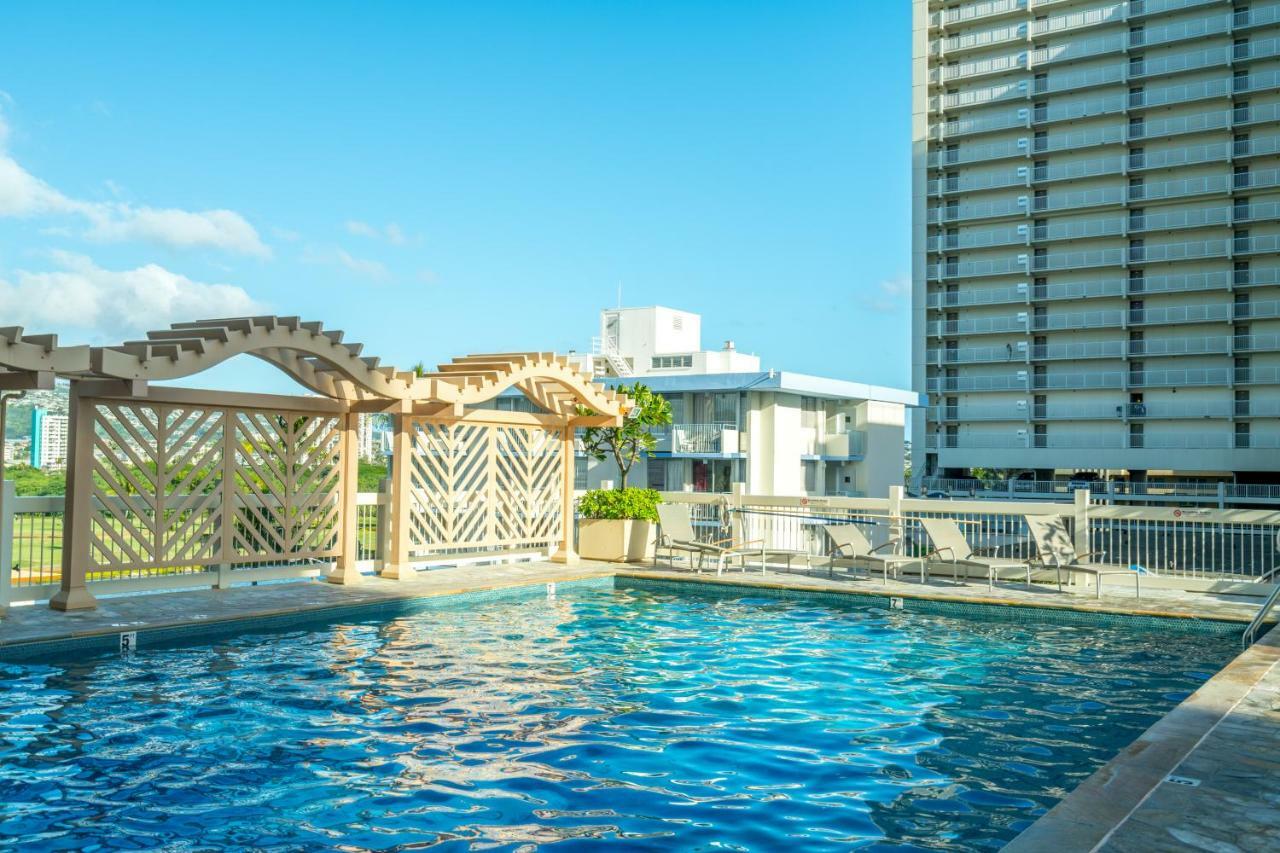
left=407, top=419, right=564, bottom=554
left=86, top=400, right=344, bottom=577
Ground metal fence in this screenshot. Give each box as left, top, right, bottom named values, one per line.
left=657, top=489, right=1280, bottom=585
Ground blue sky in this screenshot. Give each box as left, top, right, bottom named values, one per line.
left=0, top=1, right=912, bottom=394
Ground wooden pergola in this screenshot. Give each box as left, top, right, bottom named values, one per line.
left=0, top=317, right=630, bottom=611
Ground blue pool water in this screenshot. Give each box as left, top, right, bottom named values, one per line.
left=0, top=581, right=1236, bottom=851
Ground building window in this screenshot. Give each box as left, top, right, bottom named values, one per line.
left=651, top=355, right=693, bottom=370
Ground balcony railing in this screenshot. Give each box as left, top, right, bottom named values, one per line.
left=650, top=424, right=738, bottom=456
left=925, top=431, right=1274, bottom=451
left=927, top=267, right=1280, bottom=312
left=915, top=477, right=1280, bottom=511
left=931, top=0, right=1026, bottom=29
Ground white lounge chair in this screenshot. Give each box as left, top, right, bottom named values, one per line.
left=1024, top=514, right=1141, bottom=598
left=655, top=503, right=763, bottom=575
left=919, top=517, right=1031, bottom=590
left=823, top=523, right=922, bottom=584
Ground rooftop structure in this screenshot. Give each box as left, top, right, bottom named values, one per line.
left=572, top=306, right=919, bottom=497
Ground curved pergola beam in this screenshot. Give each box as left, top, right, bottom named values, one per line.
left=0, top=316, right=630, bottom=420
left=420, top=354, right=630, bottom=418
left=90, top=316, right=420, bottom=399
left=0, top=327, right=90, bottom=374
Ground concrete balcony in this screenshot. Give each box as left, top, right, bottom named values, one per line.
left=930, top=51, right=1026, bottom=85
left=926, top=268, right=1280, bottom=312
left=934, top=81, right=1028, bottom=113
left=925, top=430, right=1272, bottom=452
left=1031, top=2, right=1125, bottom=38
left=932, top=21, right=1025, bottom=57
left=928, top=399, right=1280, bottom=423
left=929, top=365, right=1280, bottom=394
left=803, top=430, right=867, bottom=460
left=1030, top=32, right=1126, bottom=67
left=651, top=424, right=741, bottom=457
left=929, top=0, right=1026, bottom=30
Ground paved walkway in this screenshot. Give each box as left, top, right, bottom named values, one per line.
left=0, top=561, right=615, bottom=651
left=1, top=559, right=1276, bottom=852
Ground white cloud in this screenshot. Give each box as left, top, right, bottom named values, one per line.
left=347, top=219, right=415, bottom=246
left=345, top=220, right=378, bottom=239
left=0, top=101, right=269, bottom=257
left=0, top=252, right=265, bottom=342
left=83, top=204, right=270, bottom=257
left=861, top=275, right=912, bottom=313
left=301, top=245, right=389, bottom=281
left=384, top=223, right=407, bottom=246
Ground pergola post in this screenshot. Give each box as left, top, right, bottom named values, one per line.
left=325, top=411, right=363, bottom=585
left=50, top=383, right=97, bottom=611
left=381, top=412, right=416, bottom=580
left=550, top=423, right=579, bottom=564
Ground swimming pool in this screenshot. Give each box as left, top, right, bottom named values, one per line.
left=0, top=579, right=1237, bottom=851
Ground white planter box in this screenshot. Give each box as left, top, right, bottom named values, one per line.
left=578, top=519, right=656, bottom=563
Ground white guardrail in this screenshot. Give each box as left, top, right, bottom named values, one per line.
left=4, top=483, right=1277, bottom=608
left=656, top=488, right=1280, bottom=585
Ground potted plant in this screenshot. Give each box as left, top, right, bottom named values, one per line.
left=576, top=383, right=672, bottom=562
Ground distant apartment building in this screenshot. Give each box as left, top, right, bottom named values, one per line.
left=30, top=409, right=68, bottom=470
left=568, top=306, right=918, bottom=497
left=912, top=0, right=1280, bottom=490
left=357, top=413, right=378, bottom=462
left=4, top=438, right=29, bottom=465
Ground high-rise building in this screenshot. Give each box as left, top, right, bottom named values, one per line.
left=30, top=408, right=68, bottom=470
left=912, top=0, right=1280, bottom=490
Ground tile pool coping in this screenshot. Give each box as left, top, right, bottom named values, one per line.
left=0, top=562, right=1275, bottom=851
left=615, top=573, right=1248, bottom=635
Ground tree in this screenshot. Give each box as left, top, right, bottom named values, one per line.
left=579, top=382, right=672, bottom=490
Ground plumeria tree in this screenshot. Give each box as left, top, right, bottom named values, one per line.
left=580, top=382, right=672, bottom=490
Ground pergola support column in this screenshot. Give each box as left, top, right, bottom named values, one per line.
left=550, top=424, right=579, bottom=565
left=381, top=412, right=417, bottom=580
left=325, top=411, right=363, bottom=585
left=50, top=383, right=97, bottom=611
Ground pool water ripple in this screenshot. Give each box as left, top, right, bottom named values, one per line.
left=0, top=584, right=1234, bottom=851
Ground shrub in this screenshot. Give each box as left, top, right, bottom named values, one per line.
left=577, top=487, right=661, bottom=522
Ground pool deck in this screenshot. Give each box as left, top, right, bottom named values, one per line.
left=1, top=559, right=1276, bottom=852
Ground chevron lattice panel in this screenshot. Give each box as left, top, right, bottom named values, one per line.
left=230, top=411, right=343, bottom=562
left=89, top=402, right=226, bottom=577
left=407, top=420, right=563, bottom=553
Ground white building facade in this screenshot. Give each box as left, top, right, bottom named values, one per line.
left=912, top=0, right=1280, bottom=489
left=574, top=307, right=917, bottom=498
